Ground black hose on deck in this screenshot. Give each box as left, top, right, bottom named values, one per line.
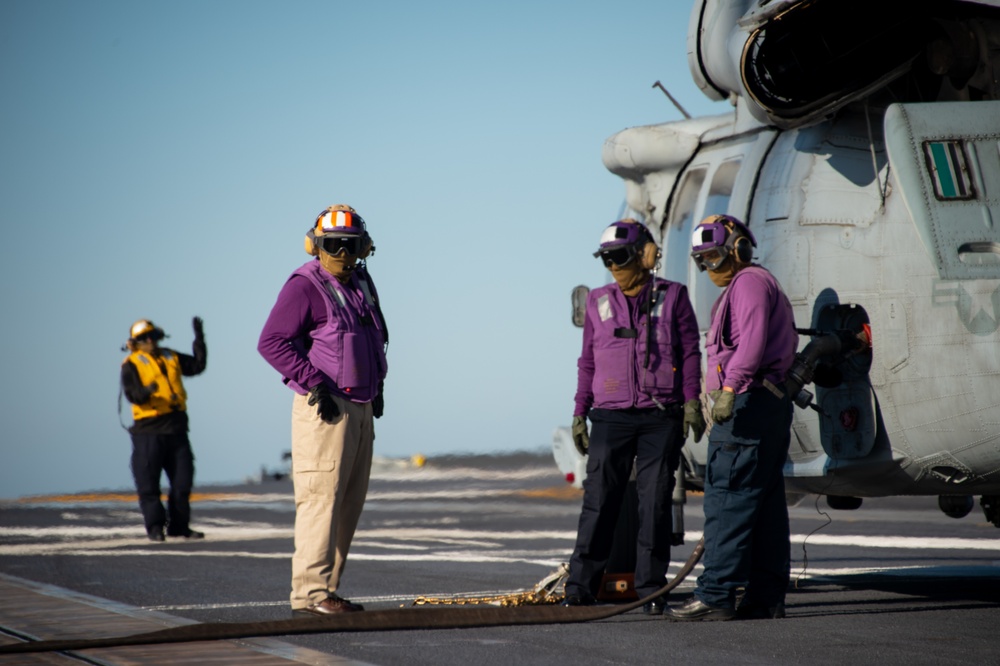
left=0, top=540, right=705, bottom=655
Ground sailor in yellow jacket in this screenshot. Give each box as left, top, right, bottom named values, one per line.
left=121, top=318, right=207, bottom=541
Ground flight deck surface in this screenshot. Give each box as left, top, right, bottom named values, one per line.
left=1, top=452, right=998, bottom=665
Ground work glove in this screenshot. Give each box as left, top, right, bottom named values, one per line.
left=192, top=316, right=204, bottom=341
left=307, top=384, right=340, bottom=424
left=682, top=399, right=706, bottom=442
left=709, top=389, right=736, bottom=425
left=372, top=382, right=384, bottom=419
left=571, top=415, right=590, bottom=456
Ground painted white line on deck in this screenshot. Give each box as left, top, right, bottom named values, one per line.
left=2, top=525, right=999, bottom=557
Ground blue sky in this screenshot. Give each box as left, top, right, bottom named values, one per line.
left=0, top=0, right=726, bottom=499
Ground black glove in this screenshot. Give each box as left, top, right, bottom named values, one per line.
left=307, top=384, right=340, bottom=424
left=192, top=316, right=204, bottom=341
left=571, top=415, right=589, bottom=456
left=372, top=382, right=384, bottom=419
left=709, top=389, right=736, bottom=425
left=683, top=399, right=706, bottom=442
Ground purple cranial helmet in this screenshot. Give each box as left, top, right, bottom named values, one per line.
left=593, top=219, right=653, bottom=268
left=691, top=214, right=756, bottom=271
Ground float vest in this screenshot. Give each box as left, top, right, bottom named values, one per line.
left=124, top=349, right=187, bottom=421
left=287, top=261, right=388, bottom=403
left=588, top=278, right=686, bottom=409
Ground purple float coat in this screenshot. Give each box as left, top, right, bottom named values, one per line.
left=258, top=260, right=387, bottom=403
left=706, top=265, right=797, bottom=394
left=574, top=278, right=701, bottom=416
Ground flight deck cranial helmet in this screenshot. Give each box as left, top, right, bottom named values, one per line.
left=128, top=319, right=165, bottom=345
left=304, top=204, right=374, bottom=259
left=690, top=214, right=757, bottom=272
left=593, top=219, right=659, bottom=271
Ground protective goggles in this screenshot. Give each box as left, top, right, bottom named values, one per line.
left=692, top=247, right=729, bottom=272
left=598, top=244, right=638, bottom=268
left=319, top=234, right=364, bottom=257
left=133, top=329, right=164, bottom=343
left=690, top=221, right=732, bottom=272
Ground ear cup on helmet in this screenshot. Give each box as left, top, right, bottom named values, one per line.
left=640, top=241, right=659, bottom=270
left=734, top=236, right=753, bottom=263
left=358, top=234, right=374, bottom=259
left=304, top=229, right=319, bottom=256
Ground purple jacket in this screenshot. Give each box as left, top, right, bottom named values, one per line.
left=574, top=278, right=701, bottom=416
left=258, top=260, right=388, bottom=403
left=706, top=265, right=797, bottom=394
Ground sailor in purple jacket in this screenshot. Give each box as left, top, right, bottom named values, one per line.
left=258, top=205, right=388, bottom=617
left=667, top=214, right=798, bottom=622
left=562, top=219, right=704, bottom=615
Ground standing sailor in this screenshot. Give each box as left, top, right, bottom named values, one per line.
left=563, top=219, right=704, bottom=615
left=121, top=317, right=207, bottom=542
left=667, top=214, right=797, bottom=621
left=258, top=204, right=388, bottom=616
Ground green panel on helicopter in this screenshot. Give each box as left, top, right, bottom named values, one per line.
left=924, top=141, right=974, bottom=201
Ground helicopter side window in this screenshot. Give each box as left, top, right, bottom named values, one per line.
left=662, top=167, right=706, bottom=283
left=690, top=160, right=741, bottom=329
left=696, top=159, right=741, bottom=318
left=705, top=159, right=740, bottom=217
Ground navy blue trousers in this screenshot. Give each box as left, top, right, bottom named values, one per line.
left=695, top=388, right=793, bottom=608
left=130, top=432, right=195, bottom=536
left=567, top=407, right=683, bottom=599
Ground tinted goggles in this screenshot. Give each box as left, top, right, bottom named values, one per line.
left=319, top=235, right=363, bottom=257
left=134, top=330, right=164, bottom=343
left=598, top=245, right=638, bottom=268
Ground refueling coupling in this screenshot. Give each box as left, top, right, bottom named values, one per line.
left=785, top=326, right=872, bottom=410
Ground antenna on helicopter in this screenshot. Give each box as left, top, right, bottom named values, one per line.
left=652, top=80, right=691, bottom=120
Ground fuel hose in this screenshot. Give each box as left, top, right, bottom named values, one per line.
left=0, top=540, right=704, bottom=655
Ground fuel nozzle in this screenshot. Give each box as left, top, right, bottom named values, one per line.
left=786, top=353, right=817, bottom=410
left=785, top=326, right=872, bottom=410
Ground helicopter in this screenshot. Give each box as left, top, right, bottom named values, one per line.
left=553, top=0, right=1000, bottom=527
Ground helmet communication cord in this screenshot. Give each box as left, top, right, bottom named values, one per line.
left=640, top=271, right=668, bottom=412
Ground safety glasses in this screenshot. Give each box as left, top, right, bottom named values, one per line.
left=599, top=245, right=637, bottom=268
left=319, top=235, right=363, bottom=257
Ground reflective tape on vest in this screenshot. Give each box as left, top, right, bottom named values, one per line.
left=597, top=294, right=612, bottom=322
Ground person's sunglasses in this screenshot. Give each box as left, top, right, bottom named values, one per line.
left=319, top=235, right=363, bottom=257
left=599, top=246, right=637, bottom=268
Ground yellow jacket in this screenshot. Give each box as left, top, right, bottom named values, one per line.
left=124, top=350, right=187, bottom=421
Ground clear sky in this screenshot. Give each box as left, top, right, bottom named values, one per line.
left=0, top=0, right=726, bottom=499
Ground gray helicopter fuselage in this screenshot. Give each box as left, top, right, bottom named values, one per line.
left=555, top=0, right=1000, bottom=503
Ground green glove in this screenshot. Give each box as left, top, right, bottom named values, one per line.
left=571, top=415, right=590, bottom=456
left=683, top=399, right=706, bottom=442
left=710, top=389, right=736, bottom=425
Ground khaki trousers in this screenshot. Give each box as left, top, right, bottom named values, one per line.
left=289, top=392, right=373, bottom=609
